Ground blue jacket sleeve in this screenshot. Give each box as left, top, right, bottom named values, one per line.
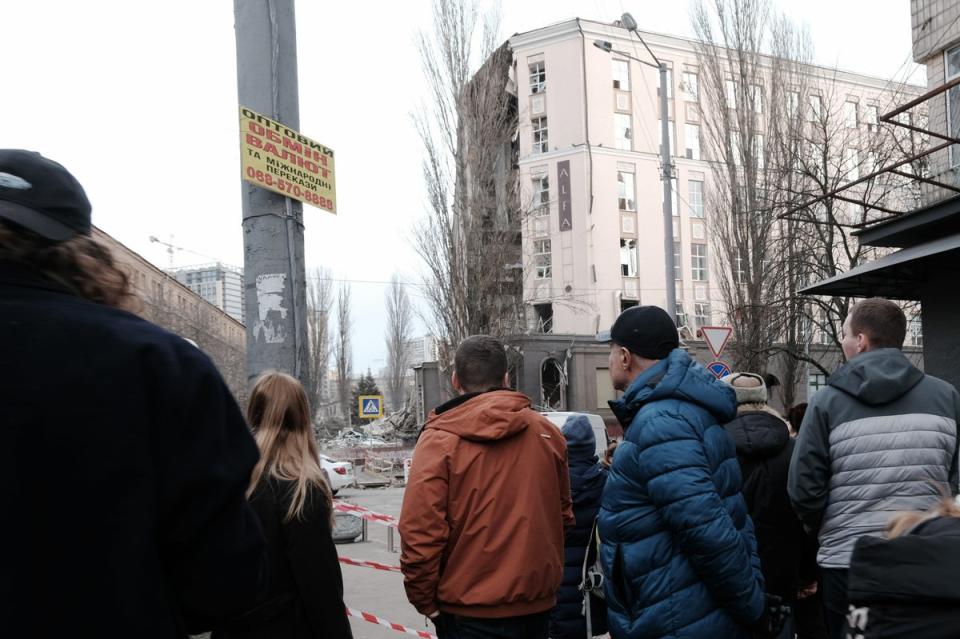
left=638, top=411, right=764, bottom=627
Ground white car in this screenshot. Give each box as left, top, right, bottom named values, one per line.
left=320, top=454, right=355, bottom=495
left=540, top=411, right=609, bottom=460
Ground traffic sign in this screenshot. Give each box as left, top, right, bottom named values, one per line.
left=358, top=395, right=384, bottom=420
left=701, top=326, right=733, bottom=358
left=707, top=361, right=732, bottom=379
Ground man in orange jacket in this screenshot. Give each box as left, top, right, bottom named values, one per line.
left=400, top=335, right=574, bottom=639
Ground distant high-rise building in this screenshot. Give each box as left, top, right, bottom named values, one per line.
left=406, top=335, right=439, bottom=367
left=172, top=263, right=244, bottom=323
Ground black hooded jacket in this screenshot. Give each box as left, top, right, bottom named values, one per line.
left=724, top=407, right=808, bottom=598
left=848, top=515, right=960, bottom=638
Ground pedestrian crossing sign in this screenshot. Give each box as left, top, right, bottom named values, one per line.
left=358, top=395, right=384, bottom=419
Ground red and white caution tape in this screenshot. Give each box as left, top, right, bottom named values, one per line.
left=346, top=607, right=437, bottom=639
left=333, top=499, right=399, bottom=527
left=338, top=556, right=402, bottom=573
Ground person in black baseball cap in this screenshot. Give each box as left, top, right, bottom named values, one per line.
left=0, top=152, right=268, bottom=637
left=0, top=149, right=92, bottom=242
left=595, top=305, right=680, bottom=391
left=595, top=306, right=771, bottom=639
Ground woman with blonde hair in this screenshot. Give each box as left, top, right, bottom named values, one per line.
left=216, top=371, right=353, bottom=639
left=846, top=497, right=960, bottom=638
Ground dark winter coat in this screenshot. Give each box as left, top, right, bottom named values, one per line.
left=214, top=477, right=352, bottom=639
left=848, top=515, right=960, bottom=638
left=724, top=407, right=808, bottom=599
left=550, top=415, right=608, bottom=639
left=598, top=348, right=765, bottom=639
left=0, top=260, right=266, bottom=638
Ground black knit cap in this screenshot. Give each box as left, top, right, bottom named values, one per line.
left=596, top=305, right=679, bottom=359
left=0, top=149, right=91, bottom=242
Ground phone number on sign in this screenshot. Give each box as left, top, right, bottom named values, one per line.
left=245, top=167, right=333, bottom=209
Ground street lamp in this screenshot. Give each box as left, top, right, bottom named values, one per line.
left=595, top=15, right=678, bottom=324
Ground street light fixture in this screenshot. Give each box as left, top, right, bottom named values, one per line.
left=596, top=14, right=678, bottom=324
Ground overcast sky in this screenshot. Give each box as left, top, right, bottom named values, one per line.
left=2, top=0, right=921, bottom=374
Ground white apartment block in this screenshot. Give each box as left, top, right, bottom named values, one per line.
left=510, top=19, right=922, bottom=337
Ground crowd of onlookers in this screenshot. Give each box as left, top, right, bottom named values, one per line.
left=3, top=151, right=958, bottom=639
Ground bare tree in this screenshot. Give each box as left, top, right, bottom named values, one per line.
left=333, top=282, right=352, bottom=425
left=693, top=0, right=812, bottom=374
left=305, top=267, right=332, bottom=419
left=413, top=0, right=524, bottom=373
left=693, top=0, right=925, bottom=395
left=385, top=274, right=414, bottom=412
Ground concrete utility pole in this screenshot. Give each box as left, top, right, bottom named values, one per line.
left=234, top=0, right=310, bottom=389
left=594, top=13, right=678, bottom=323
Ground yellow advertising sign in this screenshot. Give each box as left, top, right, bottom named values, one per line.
left=239, top=106, right=336, bottom=213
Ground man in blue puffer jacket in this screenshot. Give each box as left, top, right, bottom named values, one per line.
left=550, top=415, right=608, bottom=639
left=596, top=306, right=766, bottom=639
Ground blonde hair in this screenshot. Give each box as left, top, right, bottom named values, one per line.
left=0, top=221, right=138, bottom=311
left=887, top=497, right=960, bottom=539
left=246, top=371, right=333, bottom=525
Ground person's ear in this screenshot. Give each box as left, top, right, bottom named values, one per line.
left=451, top=371, right=463, bottom=393
left=620, top=346, right=631, bottom=371
left=502, top=371, right=510, bottom=388
left=857, top=332, right=870, bottom=354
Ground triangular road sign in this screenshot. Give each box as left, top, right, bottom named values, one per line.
left=363, top=399, right=380, bottom=415
left=701, top=326, right=733, bottom=358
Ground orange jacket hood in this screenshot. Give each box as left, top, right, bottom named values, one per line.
left=425, top=390, right=533, bottom=443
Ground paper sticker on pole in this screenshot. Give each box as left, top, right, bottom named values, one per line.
left=701, top=326, right=733, bottom=358
left=239, top=106, right=336, bottom=213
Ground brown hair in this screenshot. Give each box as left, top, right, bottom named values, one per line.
left=0, top=221, right=138, bottom=311
left=887, top=497, right=960, bottom=539
left=247, top=371, right=333, bottom=525
left=454, top=335, right=507, bottom=393
left=848, top=298, right=907, bottom=350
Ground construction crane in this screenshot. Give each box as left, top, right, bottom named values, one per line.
left=148, top=235, right=222, bottom=269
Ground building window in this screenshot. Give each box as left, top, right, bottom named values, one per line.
left=657, top=67, right=673, bottom=98
left=809, top=372, right=827, bottom=396
left=673, top=242, right=682, bottom=280
left=540, top=358, right=565, bottom=410
left=694, top=302, right=711, bottom=328
left=753, top=133, right=765, bottom=169
left=534, top=239, right=551, bottom=278
left=844, top=101, right=858, bottom=129
left=529, top=61, right=546, bottom=94
left=725, top=79, right=736, bottom=108
left=620, top=238, right=638, bottom=277
left=691, top=243, right=708, bottom=281
left=689, top=179, right=705, bottom=218
left=534, top=303, right=553, bottom=333
left=612, top=59, right=630, bottom=91
left=618, top=171, right=636, bottom=211
left=676, top=302, right=688, bottom=327
left=809, top=94, right=822, bottom=122
left=682, top=71, right=698, bottom=102
left=946, top=45, right=960, bottom=167
left=684, top=124, right=701, bottom=160
left=532, top=116, right=548, bottom=154
left=865, top=104, right=879, bottom=130
left=787, top=91, right=799, bottom=117
left=532, top=174, right=549, bottom=215
left=909, top=314, right=923, bottom=347
left=843, top=148, right=860, bottom=180
left=615, top=113, right=632, bottom=150
left=751, top=84, right=763, bottom=113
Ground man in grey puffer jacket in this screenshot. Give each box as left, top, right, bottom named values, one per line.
left=788, top=298, right=960, bottom=639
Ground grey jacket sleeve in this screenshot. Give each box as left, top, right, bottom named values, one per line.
left=788, top=398, right=831, bottom=536
left=951, top=390, right=960, bottom=494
